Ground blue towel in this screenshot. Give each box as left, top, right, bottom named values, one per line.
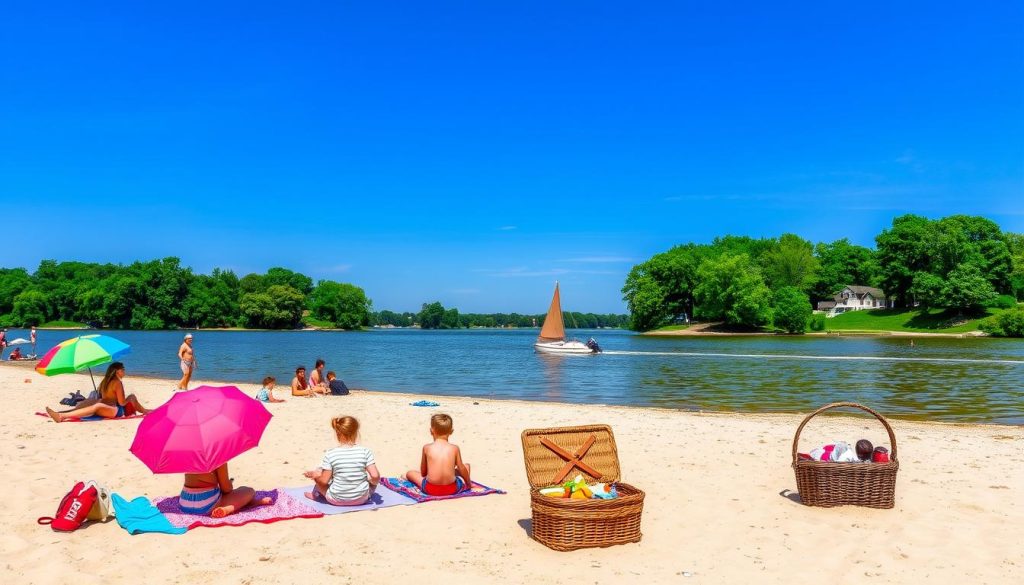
left=410, top=400, right=440, bottom=407
left=111, top=493, right=187, bottom=535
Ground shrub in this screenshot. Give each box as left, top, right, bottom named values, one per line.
left=978, top=316, right=1004, bottom=336
left=773, top=286, right=812, bottom=334
left=997, top=307, right=1024, bottom=337
left=808, top=313, right=826, bottom=331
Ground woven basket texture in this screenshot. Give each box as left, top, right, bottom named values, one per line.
left=792, top=402, right=899, bottom=509
left=521, top=424, right=644, bottom=550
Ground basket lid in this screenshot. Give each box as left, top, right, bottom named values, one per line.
left=521, top=424, right=621, bottom=488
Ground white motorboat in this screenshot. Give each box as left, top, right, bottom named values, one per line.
left=534, top=282, right=601, bottom=354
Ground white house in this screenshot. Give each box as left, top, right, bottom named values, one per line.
left=816, top=285, right=891, bottom=317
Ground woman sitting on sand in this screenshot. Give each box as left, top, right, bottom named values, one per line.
left=180, top=462, right=272, bottom=518
left=291, top=366, right=326, bottom=397
left=45, top=362, right=150, bottom=423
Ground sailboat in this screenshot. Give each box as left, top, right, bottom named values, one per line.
left=534, top=283, right=601, bottom=354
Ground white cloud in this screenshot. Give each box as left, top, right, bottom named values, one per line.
left=498, top=225, right=517, bottom=231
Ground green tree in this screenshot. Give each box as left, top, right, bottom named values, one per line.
left=183, top=273, right=239, bottom=328
left=11, top=290, right=50, bottom=326
left=909, top=272, right=946, bottom=308
left=694, top=254, right=773, bottom=328
left=418, top=302, right=445, bottom=329
left=811, top=239, right=879, bottom=300
left=308, top=280, right=372, bottom=329
left=876, top=214, right=935, bottom=307
left=239, top=285, right=305, bottom=328
left=773, top=286, right=812, bottom=334
left=762, top=234, right=819, bottom=292
left=621, top=270, right=667, bottom=331
left=942, top=264, right=997, bottom=313
left=0, top=268, right=32, bottom=317
left=441, top=307, right=460, bottom=329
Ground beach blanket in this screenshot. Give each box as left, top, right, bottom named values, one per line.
left=110, top=493, right=187, bottom=535
left=380, top=477, right=505, bottom=503
left=409, top=400, right=440, bottom=407
left=281, top=486, right=414, bottom=515
left=35, top=411, right=144, bottom=422
left=153, top=490, right=323, bottom=530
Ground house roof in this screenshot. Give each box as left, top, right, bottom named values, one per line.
left=841, top=285, right=886, bottom=299
left=817, top=301, right=837, bottom=310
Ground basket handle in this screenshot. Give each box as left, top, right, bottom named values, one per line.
left=791, top=402, right=898, bottom=465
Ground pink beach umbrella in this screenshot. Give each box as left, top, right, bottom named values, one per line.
left=129, top=385, right=272, bottom=474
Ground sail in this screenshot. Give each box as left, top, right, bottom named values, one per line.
left=537, top=283, right=566, bottom=342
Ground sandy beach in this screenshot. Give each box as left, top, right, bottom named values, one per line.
left=1, top=363, right=1020, bottom=585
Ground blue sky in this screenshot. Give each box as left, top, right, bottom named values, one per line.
left=2, top=2, right=1022, bottom=313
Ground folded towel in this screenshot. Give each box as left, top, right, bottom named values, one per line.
left=110, top=493, right=187, bottom=535
left=409, top=400, right=440, bottom=407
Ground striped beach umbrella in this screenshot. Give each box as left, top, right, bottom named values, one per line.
left=35, top=334, right=131, bottom=390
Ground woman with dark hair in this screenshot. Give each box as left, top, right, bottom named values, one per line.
left=44, top=362, right=150, bottom=422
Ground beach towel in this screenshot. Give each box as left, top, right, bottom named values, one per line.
left=280, top=486, right=414, bottom=515
left=110, top=493, right=187, bottom=535
left=153, top=490, right=322, bottom=530
left=380, top=477, right=505, bottom=503
left=409, top=400, right=440, bottom=407
left=35, top=411, right=144, bottom=422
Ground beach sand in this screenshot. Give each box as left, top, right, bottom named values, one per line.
left=1, top=363, right=1020, bottom=584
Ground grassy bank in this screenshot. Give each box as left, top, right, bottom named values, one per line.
left=823, top=307, right=1005, bottom=333
left=39, top=320, right=89, bottom=329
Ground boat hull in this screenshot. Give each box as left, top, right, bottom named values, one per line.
left=534, top=340, right=596, bottom=354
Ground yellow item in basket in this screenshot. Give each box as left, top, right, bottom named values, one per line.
left=570, top=489, right=588, bottom=500
left=579, top=483, right=593, bottom=499
left=540, top=487, right=565, bottom=498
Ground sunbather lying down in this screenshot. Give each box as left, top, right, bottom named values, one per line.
left=44, top=362, right=150, bottom=422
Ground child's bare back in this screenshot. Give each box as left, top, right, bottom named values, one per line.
left=405, top=413, right=471, bottom=495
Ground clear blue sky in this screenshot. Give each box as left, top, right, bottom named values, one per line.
left=2, top=2, right=1021, bottom=313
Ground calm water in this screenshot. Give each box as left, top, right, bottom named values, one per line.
left=22, top=328, right=1024, bottom=424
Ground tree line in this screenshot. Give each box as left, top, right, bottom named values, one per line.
left=0, top=258, right=628, bottom=331
left=0, top=259, right=372, bottom=330
left=383, top=302, right=628, bottom=330
left=622, top=214, right=1024, bottom=334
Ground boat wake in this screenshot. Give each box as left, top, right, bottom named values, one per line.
left=600, top=350, right=1024, bottom=366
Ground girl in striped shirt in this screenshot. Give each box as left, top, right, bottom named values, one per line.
left=304, top=415, right=380, bottom=506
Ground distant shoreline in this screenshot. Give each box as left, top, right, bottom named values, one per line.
left=643, top=321, right=990, bottom=339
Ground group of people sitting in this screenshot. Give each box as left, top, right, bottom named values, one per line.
left=799, top=439, right=891, bottom=463
left=263, top=359, right=350, bottom=401
left=7, top=347, right=24, bottom=360
left=183, top=412, right=472, bottom=517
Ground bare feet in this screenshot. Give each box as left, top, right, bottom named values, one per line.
left=211, top=496, right=273, bottom=518
left=210, top=505, right=235, bottom=518
left=45, top=407, right=63, bottom=423
left=304, top=491, right=318, bottom=501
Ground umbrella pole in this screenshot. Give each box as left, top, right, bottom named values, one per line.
left=89, top=367, right=97, bottom=392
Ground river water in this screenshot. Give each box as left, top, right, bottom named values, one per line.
left=20, top=328, right=1024, bottom=424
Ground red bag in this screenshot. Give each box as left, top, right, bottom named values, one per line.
left=37, top=482, right=98, bottom=532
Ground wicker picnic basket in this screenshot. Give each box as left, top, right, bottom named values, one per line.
left=521, top=424, right=644, bottom=551
left=792, top=402, right=899, bottom=509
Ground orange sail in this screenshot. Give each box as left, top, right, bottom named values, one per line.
left=537, top=283, right=566, bottom=342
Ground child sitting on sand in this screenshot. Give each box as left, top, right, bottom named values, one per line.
left=405, top=413, right=472, bottom=495
left=180, top=462, right=272, bottom=518
left=326, top=371, right=349, bottom=396
left=304, top=415, right=380, bottom=506
left=256, top=376, right=285, bottom=403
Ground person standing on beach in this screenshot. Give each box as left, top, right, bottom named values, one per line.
left=30, top=326, right=37, bottom=357
left=0, top=328, right=6, bottom=359
left=177, top=333, right=196, bottom=390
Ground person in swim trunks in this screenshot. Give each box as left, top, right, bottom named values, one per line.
left=404, top=413, right=472, bottom=496
left=177, top=333, right=196, bottom=391
left=44, top=362, right=150, bottom=422
left=180, top=462, right=272, bottom=517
